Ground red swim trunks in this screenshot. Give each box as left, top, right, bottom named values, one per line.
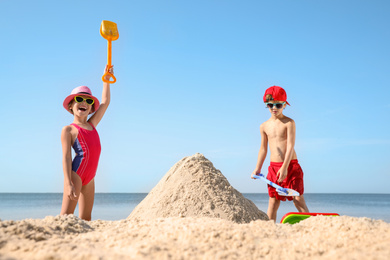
left=267, top=159, right=304, bottom=201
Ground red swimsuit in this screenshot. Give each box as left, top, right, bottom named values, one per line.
left=71, top=123, right=101, bottom=185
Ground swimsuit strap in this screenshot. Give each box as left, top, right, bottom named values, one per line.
left=70, top=122, right=96, bottom=131
left=70, top=123, right=80, bottom=129
left=88, top=122, right=96, bottom=130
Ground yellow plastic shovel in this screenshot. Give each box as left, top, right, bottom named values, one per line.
left=100, top=20, right=119, bottom=83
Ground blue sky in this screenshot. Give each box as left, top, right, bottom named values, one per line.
left=1, top=0, right=389, bottom=194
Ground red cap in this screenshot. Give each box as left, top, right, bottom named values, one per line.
left=263, top=86, right=290, bottom=105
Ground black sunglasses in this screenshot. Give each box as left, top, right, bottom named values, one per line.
left=266, top=102, right=286, bottom=109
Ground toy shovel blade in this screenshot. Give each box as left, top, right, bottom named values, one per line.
left=276, top=187, right=300, bottom=196
left=100, top=20, right=119, bottom=41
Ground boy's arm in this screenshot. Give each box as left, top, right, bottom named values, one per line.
left=277, top=119, right=296, bottom=182
left=89, top=65, right=112, bottom=127
left=251, top=124, right=268, bottom=178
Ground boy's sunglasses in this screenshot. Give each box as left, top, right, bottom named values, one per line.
left=74, top=96, right=94, bottom=105
left=266, top=102, right=286, bottom=109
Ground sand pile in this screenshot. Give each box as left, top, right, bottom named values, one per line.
left=128, top=153, right=268, bottom=223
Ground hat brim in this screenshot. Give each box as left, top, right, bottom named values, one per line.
left=63, top=94, right=100, bottom=114
left=263, top=98, right=291, bottom=106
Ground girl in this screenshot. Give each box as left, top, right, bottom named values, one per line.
left=60, top=65, right=113, bottom=221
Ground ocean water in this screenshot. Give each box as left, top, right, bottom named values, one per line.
left=0, top=193, right=389, bottom=223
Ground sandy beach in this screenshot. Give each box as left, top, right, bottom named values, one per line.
left=1, top=215, right=390, bottom=260
left=1, top=154, right=389, bottom=259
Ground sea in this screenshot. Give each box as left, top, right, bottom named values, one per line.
left=1, top=193, right=389, bottom=223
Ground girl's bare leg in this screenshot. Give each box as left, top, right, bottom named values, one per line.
left=267, top=197, right=281, bottom=222
left=293, top=195, right=309, bottom=212
left=60, top=171, right=82, bottom=215
left=78, top=179, right=95, bottom=221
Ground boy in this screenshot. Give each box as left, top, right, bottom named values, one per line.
left=251, top=86, right=309, bottom=221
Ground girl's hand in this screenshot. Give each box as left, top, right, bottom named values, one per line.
left=66, top=184, right=78, bottom=201
left=103, top=65, right=114, bottom=81
left=277, top=168, right=288, bottom=183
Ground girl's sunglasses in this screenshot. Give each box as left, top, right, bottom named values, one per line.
left=74, top=96, right=94, bottom=105
left=266, top=102, right=286, bottom=109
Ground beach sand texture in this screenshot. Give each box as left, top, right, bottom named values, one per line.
left=1, top=154, right=390, bottom=259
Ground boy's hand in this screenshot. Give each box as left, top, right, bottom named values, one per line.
left=277, top=168, right=288, bottom=183
left=251, top=170, right=260, bottom=179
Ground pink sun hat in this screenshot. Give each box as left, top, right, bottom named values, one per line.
left=63, top=86, right=100, bottom=114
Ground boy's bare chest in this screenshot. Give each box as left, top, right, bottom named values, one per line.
left=264, top=123, right=287, bottom=140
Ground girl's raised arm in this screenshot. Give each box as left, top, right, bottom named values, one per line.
left=89, top=65, right=112, bottom=127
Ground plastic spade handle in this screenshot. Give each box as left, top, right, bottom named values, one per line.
left=102, top=41, right=116, bottom=84
left=251, top=174, right=300, bottom=196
